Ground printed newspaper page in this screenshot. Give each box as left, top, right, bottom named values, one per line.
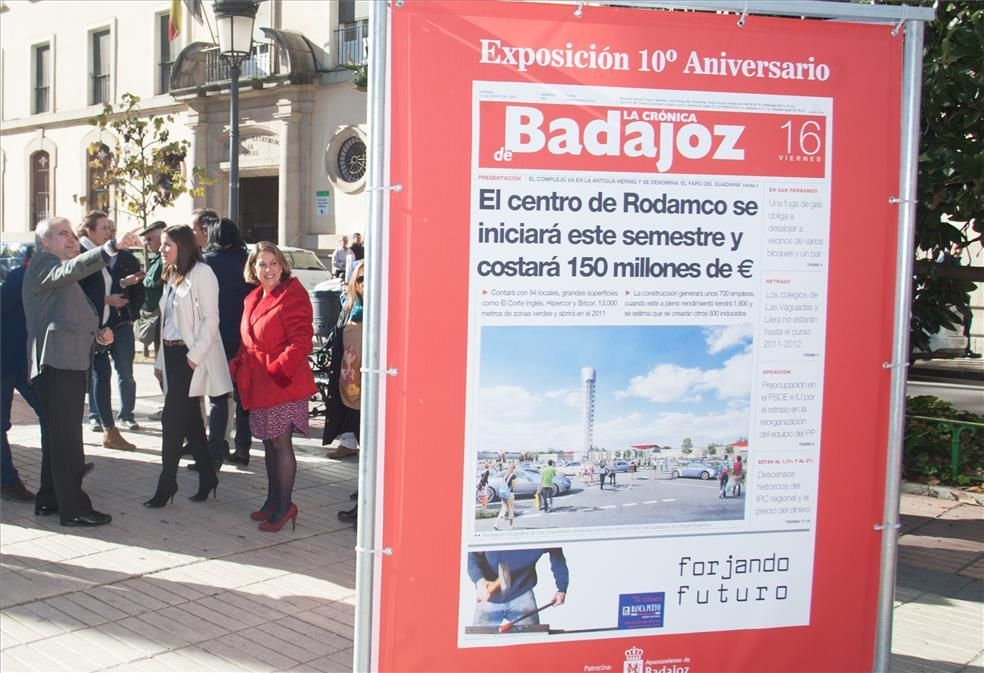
left=458, top=81, right=832, bottom=645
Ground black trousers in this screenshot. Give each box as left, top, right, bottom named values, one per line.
left=155, top=345, right=215, bottom=494
left=33, top=367, right=94, bottom=522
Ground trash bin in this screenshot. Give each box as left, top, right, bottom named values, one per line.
left=310, top=288, right=341, bottom=338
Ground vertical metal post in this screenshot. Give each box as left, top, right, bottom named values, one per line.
left=352, top=1, right=388, bottom=671
left=228, top=62, right=241, bottom=224
left=873, top=19, right=925, bottom=673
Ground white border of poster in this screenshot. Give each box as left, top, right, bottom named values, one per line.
left=458, top=81, right=833, bottom=646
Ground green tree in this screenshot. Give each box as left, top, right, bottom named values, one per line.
left=706, top=444, right=718, bottom=456
left=910, top=1, right=983, bottom=354
left=83, top=93, right=209, bottom=231
left=681, top=437, right=693, bottom=455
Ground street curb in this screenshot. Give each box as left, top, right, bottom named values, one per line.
left=901, top=480, right=984, bottom=506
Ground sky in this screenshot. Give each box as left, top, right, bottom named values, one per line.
left=475, top=324, right=752, bottom=453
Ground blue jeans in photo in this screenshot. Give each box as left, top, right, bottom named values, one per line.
left=89, top=323, right=137, bottom=427
left=472, top=589, right=539, bottom=627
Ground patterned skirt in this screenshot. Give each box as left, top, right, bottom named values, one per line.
left=249, top=398, right=310, bottom=440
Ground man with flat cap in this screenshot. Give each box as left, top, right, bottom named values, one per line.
left=23, top=216, right=141, bottom=526
left=135, top=221, right=166, bottom=355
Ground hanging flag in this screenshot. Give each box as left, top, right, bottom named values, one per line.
left=184, top=0, right=204, bottom=25
left=168, top=0, right=183, bottom=41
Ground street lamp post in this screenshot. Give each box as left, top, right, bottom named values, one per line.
left=213, top=0, right=259, bottom=224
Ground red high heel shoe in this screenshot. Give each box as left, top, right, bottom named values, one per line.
left=259, top=503, right=298, bottom=532
left=250, top=507, right=274, bottom=521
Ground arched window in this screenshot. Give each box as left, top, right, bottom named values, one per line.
left=87, top=143, right=112, bottom=212
left=29, top=150, right=50, bottom=229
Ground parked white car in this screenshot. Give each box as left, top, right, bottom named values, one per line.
left=250, top=244, right=339, bottom=292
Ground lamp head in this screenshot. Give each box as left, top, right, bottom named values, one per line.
left=213, top=0, right=259, bottom=64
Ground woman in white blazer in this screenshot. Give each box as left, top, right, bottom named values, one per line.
left=144, top=225, right=233, bottom=507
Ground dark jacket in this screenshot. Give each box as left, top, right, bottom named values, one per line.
left=109, top=249, right=144, bottom=326
left=76, top=245, right=143, bottom=328
left=203, top=248, right=251, bottom=360
left=1, top=265, right=30, bottom=376
left=321, top=299, right=356, bottom=445
left=77, top=242, right=106, bottom=326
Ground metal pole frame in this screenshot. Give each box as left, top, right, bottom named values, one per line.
left=228, top=62, right=241, bottom=224
left=874, top=19, right=926, bottom=673
left=352, top=3, right=934, bottom=672
left=353, top=1, right=390, bottom=672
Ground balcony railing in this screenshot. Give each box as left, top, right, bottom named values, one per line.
left=203, top=43, right=275, bottom=84
left=336, top=20, right=368, bottom=67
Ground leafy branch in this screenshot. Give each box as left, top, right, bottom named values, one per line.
left=84, top=93, right=211, bottom=230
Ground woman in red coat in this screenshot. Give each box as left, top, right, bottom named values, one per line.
left=231, top=242, right=317, bottom=531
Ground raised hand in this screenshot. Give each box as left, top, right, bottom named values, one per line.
left=116, top=229, right=143, bottom=250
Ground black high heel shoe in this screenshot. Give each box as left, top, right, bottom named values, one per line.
left=144, top=486, right=177, bottom=508
left=189, top=474, right=218, bottom=502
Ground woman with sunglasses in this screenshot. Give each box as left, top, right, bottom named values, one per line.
left=231, top=242, right=317, bottom=531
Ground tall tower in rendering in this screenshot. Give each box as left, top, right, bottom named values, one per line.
left=580, top=367, right=596, bottom=459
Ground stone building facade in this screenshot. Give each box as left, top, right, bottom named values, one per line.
left=0, top=0, right=369, bottom=253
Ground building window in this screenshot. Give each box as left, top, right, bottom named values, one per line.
left=339, top=0, right=355, bottom=24
left=30, top=151, right=50, bottom=229
left=158, top=13, right=173, bottom=93
left=87, top=143, right=112, bottom=211
left=91, top=29, right=111, bottom=105
left=33, top=43, right=51, bottom=114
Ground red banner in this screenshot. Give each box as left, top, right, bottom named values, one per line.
left=379, top=3, right=903, bottom=671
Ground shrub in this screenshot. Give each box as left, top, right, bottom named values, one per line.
left=904, top=395, right=984, bottom=485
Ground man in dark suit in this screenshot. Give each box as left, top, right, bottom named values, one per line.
left=23, top=217, right=141, bottom=526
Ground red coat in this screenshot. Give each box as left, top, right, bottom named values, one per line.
left=231, top=277, right=317, bottom=411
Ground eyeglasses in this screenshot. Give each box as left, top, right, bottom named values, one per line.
left=355, top=276, right=365, bottom=283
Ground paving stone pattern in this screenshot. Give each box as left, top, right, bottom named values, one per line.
left=2, top=361, right=358, bottom=672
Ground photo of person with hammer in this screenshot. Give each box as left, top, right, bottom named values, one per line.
left=468, top=548, right=568, bottom=630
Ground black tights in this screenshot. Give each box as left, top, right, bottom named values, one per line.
left=262, top=428, right=297, bottom=522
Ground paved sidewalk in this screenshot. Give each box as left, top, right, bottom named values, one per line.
left=893, top=495, right=984, bottom=673
left=1, top=361, right=359, bottom=672
left=1, top=361, right=981, bottom=672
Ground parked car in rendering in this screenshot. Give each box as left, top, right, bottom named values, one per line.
left=671, top=461, right=720, bottom=480
left=481, top=468, right=572, bottom=502
left=611, top=460, right=637, bottom=473
left=558, top=461, right=583, bottom=476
